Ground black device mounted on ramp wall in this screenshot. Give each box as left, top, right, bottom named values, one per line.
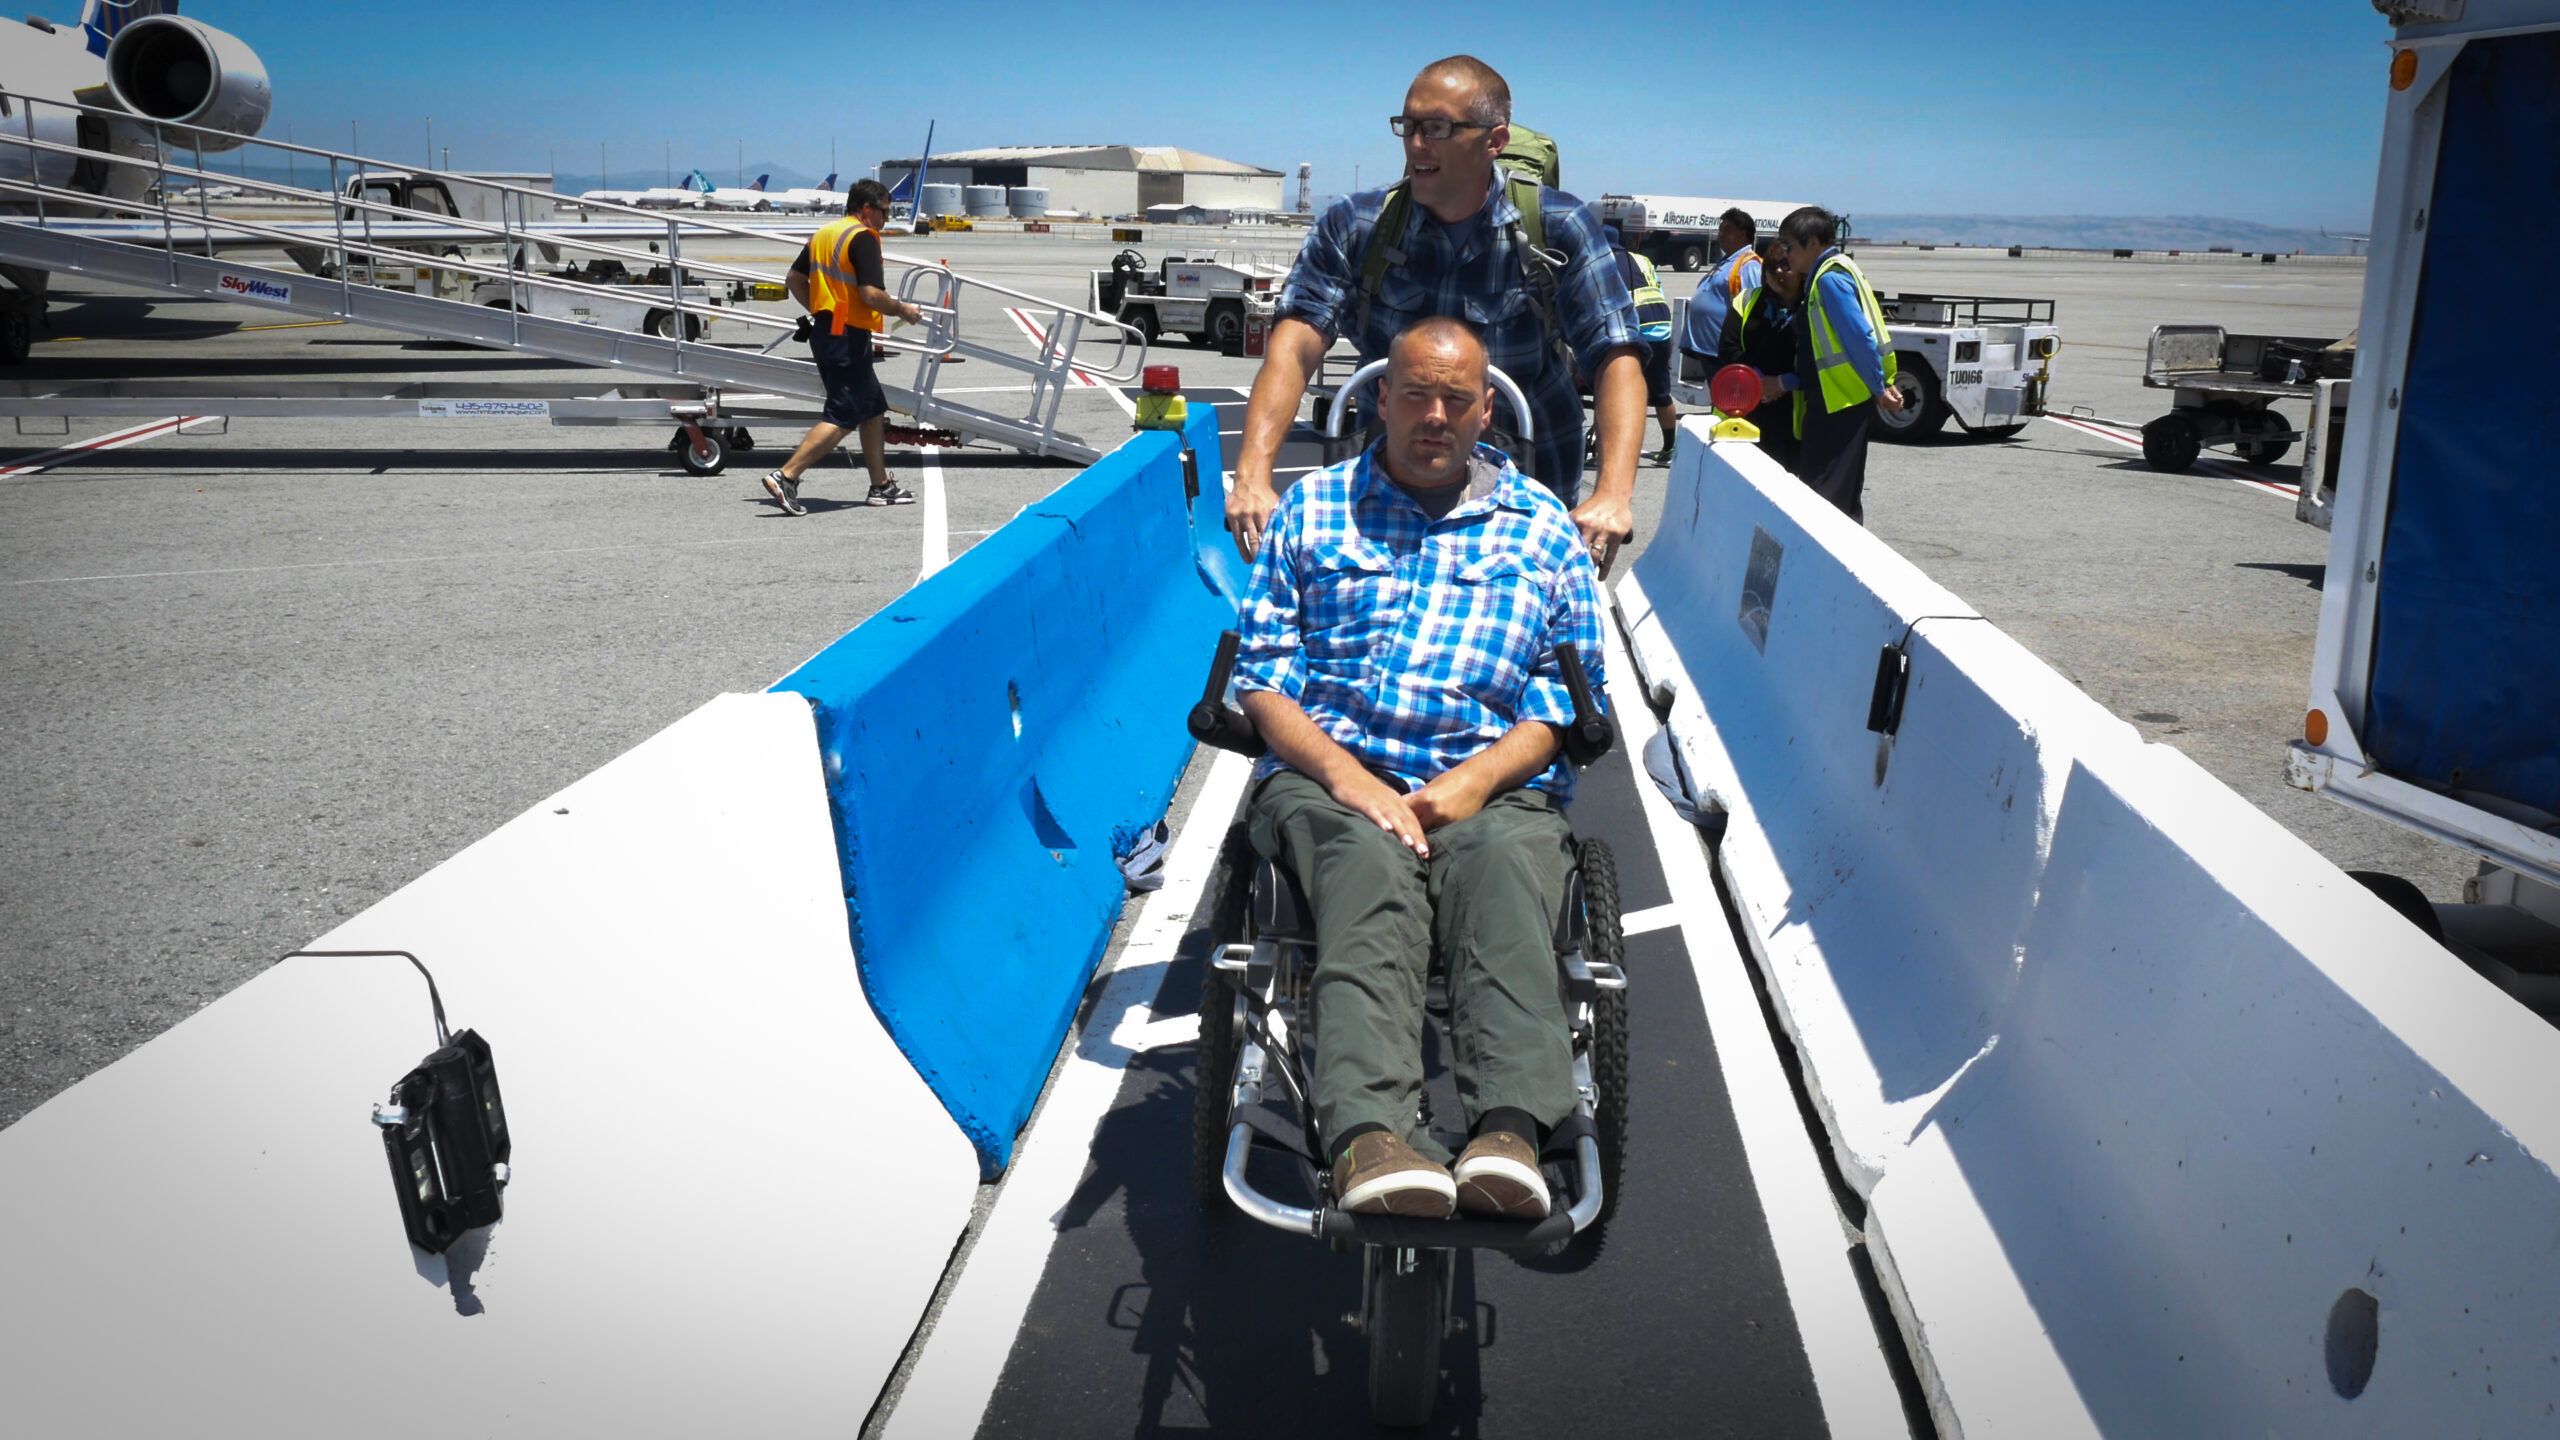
left=282, top=949, right=511, bottom=1255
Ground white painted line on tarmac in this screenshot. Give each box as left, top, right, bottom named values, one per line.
left=2041, top=413, right=2299, bottom=499
left=1617, top=901, right=1682, bottom=938
left=0, top=416, right=199, bottom=478
left=1601, top=619, right=1912, bottom=1438
left=881, top=748, right=1253, bottom=1440
left=918, top=447, right=949, bottom=581
left=9, top=533, right=837, bottom=587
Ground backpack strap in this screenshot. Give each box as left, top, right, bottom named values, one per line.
left=1348, top=181, right=1412, bottom=342
left=1350, top=170, right=1573, bottom=378
left=1499, top=168, right=1577, bottom=380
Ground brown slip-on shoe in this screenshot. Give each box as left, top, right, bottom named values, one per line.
left=1334, top=1131, right=1457, bottom=1218
left=1453, top=1131, right=1551, bottom=1219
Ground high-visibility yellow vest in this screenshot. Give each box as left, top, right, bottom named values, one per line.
left=1805, top=251, right=1897, bottom=414
left=1627, top=252, right=1672, bottom=341
left=1728, top=286, right=1804, bottom=439
left=804, top=215, right=885, bottom=336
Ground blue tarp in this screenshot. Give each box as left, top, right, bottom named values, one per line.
left=2363, top=31, right=2560, bottom=822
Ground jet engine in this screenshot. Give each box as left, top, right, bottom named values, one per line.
left=104, top=15, right=270, bottom=152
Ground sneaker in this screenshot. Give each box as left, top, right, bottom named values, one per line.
left=866, top=482, right=917, bottom=507
left=1452, top=1130, right=1550, bottom=1219
left=1333, top=1131, right=1456, bottom=1218
left=761, top=470, right=806, bottom=516
left=1652, top=443, right=1676, bottom=465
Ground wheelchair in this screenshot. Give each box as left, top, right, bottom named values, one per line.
left=1184, top=631, right=1629, bottom=1428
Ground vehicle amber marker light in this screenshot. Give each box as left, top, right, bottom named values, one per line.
left=2391, top=49, right=2418, bottom=90
left=2306, top=709, right=2330, bottom=747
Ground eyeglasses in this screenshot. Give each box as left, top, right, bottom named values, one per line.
left=1388, top=115, right=1495, bottom=141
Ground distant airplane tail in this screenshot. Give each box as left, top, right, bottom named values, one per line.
left=686, top=170, right=714, bottom=193
left=750, top=174, right=769, bottom=191
left=82, top=0, right=179, bottom=56
left=820, top=173, right=837, bottom=191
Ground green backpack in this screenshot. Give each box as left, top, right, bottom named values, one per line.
left=1349, top=121, right=1571, bottom=377
left=1497, top=123, right=1560, bottom=190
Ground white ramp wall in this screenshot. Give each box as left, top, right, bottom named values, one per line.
left=0, top=692, right=981, bottom=1438
left=1621, top=426, right=2560, bottom=1437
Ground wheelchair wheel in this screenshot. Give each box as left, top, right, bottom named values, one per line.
left=1365, top=1245, right=1448, bottom=1427
left=1579, top=837, right=1629, bottom=1225
left=1191, top=819, right=1256, bottom=1210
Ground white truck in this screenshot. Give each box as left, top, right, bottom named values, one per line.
left=2289, top=0, right=2560, bottom=1017
left=1597, top=193, right=1821, bottom=272
left=1668, top=289, right=2059, bottom=442
left=299, top=171, right=743, bottom=340
left=1090, top=248, right=1282, bottom=353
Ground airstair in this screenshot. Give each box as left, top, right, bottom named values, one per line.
left=0, top=93, right=1144, bottom=466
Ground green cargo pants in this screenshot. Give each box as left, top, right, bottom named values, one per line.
left=1246, top=770, right=1579, bottom=1163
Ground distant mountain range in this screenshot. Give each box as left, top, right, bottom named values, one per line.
left=1850, top=213, right=2367, bottom=256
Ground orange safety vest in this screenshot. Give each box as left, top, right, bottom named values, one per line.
left=804, top=215, right=885, bottom=336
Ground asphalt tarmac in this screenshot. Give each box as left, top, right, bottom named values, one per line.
left=1, top=233, right=2439, bottom=1154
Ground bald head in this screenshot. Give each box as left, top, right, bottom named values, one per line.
left=1412, top=55, right=1510, bottom=127
left=1379, top=317, right=1491, bottom=490
left=1389, top=315, right=1487, bottom=387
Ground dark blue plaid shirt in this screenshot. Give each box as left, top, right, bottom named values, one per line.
left=1276, top=174, right=1645, bottom=500
left=1233, top=442, right=1607, bottom=802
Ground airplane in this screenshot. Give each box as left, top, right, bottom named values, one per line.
left=768, top=173, right=841, bottom=215
left=694, top=171, right=773, bottom=212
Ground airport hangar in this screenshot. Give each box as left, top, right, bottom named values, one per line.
left=877, top=144, right=1285, bottom=218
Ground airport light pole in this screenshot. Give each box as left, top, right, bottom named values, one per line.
left=425, top=115, right=433, bottom=168
left=736, top=138, right=743, bottom=189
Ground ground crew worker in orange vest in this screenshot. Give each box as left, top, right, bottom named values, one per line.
left=763, top=178, right=924, bottom=515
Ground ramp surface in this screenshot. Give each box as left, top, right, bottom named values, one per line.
left=0, top=692, right=981, bottom=1438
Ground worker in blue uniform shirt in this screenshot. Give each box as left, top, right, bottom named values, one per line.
left=1768, top=206, right=1905, bottom=522
left=1678, top=208, right=1762, bottom=369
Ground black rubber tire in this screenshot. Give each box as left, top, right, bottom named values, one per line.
left=2235, top=407, right=2295, bottom=467
left=1206, top=300, right=1245, bottom=354
left=730, top=428, right=755, bottom=453
left=1365, top=1247, right=1447, bottom=1428
left=0, top=309, right=32, bottom=366
left=1579, top=837, right=1628, bottom=1226
left=646, top=309, right=704, bottom=342
left=1191, top=820, right=1257, bottom=1209
left=2348, top=870, right=2446, bottom=943
left=679, top=431, right=726, bottom=477
left=2141, top=412, right=2203, bottom=472
left=1124, top=306, right=1160, bottom=345
left=1872, top=356, right=1949, bottom=441
left=1974, top=423, right=2028, bottom=440
left=1675, top=242, right=1707, bottom=273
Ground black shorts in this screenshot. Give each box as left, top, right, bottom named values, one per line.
left=1640, top=336, right=1672, bottom=407
left=810, top=321, right=889, bottom=428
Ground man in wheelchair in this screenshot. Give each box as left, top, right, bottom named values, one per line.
left=1231, top=315, right=1607, bottom=1223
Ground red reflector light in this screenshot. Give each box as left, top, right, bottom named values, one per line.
left=1143, top=365, right=1180, bottom=394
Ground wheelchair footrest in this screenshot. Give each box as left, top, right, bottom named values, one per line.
left=1318, top=1206, right=1576, bottom=1252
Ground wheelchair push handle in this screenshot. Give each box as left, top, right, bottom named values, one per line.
left=1555, top=644, right=1615, bottom=765
left=1189, top=630, right=1269, bottom=758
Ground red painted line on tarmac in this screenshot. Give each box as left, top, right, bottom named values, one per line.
left=0, top=416, right=202, bottom=478
left=2041, top=413, right=2299, bottom=498
left=1004, top=308, right=1101, bottom=387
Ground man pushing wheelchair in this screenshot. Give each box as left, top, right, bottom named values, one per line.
left=1230, top=314, right=1607, bottom=1222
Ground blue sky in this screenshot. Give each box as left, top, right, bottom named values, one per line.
left=173, top=0, right=2387, bottom=226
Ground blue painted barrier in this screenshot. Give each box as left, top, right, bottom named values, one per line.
left=774, top=405, right=1236, bottom=1174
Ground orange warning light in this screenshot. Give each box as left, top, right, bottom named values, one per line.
left=2306, top=709, right=2330, bottom=747
left=2391, top=50, right=2418, bottom=91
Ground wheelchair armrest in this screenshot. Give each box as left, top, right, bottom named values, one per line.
left=1555, top=644, right=1614, bottom=766
left=1189, top=630, right=1268, bottom=758
left=1252, top=858, right=1315, bottom=941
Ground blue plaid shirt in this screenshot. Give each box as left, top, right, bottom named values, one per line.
left=1233, top=442, right=1608, bottom=802
left=1277, top=175, right=1645, bottom=501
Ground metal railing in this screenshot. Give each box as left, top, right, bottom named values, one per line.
left=0, top=90, right=1148, bottom=455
